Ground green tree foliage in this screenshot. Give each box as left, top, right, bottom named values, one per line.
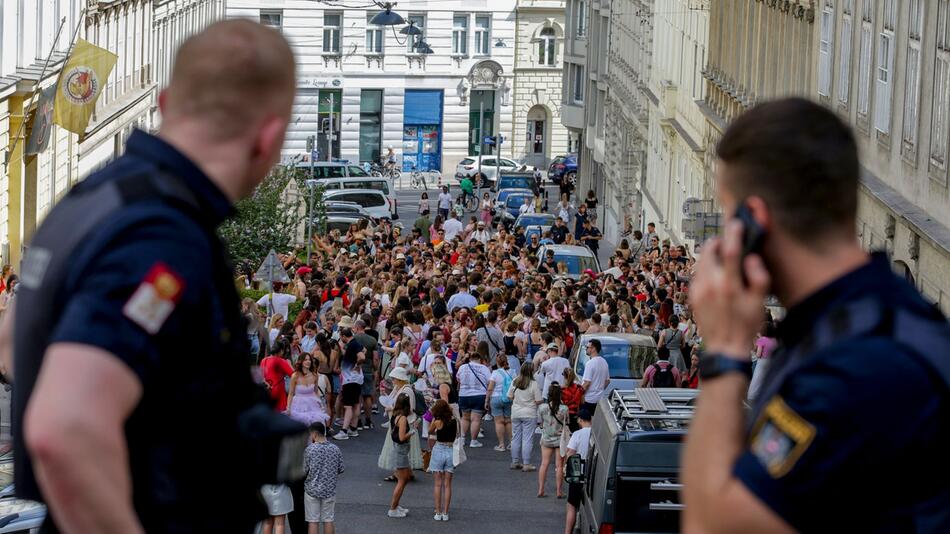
left=220, top=164, right=305, bottom=272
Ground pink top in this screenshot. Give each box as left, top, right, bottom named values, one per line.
left=642, top=361, right=681, bottom=386
left=756, top=336, right=778, bottom=360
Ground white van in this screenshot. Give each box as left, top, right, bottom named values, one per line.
left=317, top=177, right=397, bottom=218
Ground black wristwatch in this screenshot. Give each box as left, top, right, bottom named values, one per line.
left=699, top=353, right=753, bottom=380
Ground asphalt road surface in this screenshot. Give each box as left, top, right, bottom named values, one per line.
left=329, top=412, right=566, bottom=533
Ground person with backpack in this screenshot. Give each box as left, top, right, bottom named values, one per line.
left=486, top=354, right=518, bottom=452
left=641, top=346, right=680, bottom=388
left=657, top=315, right=686, bottom=373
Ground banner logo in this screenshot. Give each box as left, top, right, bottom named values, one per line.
left=62, top=67, right=99, bottom=105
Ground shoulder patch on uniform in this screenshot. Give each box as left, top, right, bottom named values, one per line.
left=122, top=262, right=185, bottom=334
left=749, top=396, right=816, bottom=478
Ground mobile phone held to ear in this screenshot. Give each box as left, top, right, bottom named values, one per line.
left=732, top=202, right=766, bottom=260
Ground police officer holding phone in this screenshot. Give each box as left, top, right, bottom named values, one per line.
left=683, top=98, right=950, bottom=533
left=0, top=21, right=303, bottom=533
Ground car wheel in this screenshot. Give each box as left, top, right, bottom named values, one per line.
left=567, top=171, right=577, bottom=183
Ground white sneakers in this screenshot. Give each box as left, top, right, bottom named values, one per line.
left=388, top=506, right=409, bottom=518
left=332, top=431, right=349, bottom=440
left=493, top=444, right=506, bottom=452
left=469, top=440, right=484, bottom=448
left=433, top=513, right=449, bottom=521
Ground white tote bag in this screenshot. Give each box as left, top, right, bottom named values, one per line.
left=452, top=417, right=467, bottom=467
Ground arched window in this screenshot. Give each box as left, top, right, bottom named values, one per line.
left=538, top=27, right=556, bottom=66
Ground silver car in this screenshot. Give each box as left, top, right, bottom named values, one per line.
left=571, top=333, right=658, bottom=394
left=322, top=189, right=391, bottom=220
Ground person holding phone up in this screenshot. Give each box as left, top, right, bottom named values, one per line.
left=682, top=98, right=950, bottom=534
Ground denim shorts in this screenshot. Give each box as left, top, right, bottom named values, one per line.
left=490, top=396, right=512, bottom=418
left=361, top=373, right=375, bottom=396
left=428, top=442, right=455, bottom=473
left=458, top=395, right=486, bottom=414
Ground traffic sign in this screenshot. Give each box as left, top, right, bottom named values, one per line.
left=483, top=136, right=496, bottom=146
left=253, top=249, right=291, bottom=284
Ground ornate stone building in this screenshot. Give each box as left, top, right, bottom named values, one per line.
left=815, top=0, right=950, bottom=313
left=510, top=0, right=568, bottom=169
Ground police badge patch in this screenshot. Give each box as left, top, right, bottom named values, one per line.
left=750, top=396, right=816, bottom=478
left=122, top=263, right=185, bottom=334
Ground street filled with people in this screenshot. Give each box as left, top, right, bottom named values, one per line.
left=242, top=176, right=739, bottom=533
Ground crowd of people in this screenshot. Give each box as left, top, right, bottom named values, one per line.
left=237, top=183, right=742, bottom=531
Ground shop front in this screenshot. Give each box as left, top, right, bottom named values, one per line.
left=402, top=89, right=444, bottom=172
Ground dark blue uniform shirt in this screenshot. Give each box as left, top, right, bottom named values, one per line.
left=47, top=130, right=262, bottom=532
left=733, top=253, right=950, bottom=533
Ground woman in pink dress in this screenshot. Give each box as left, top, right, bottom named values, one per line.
left=286, top=353, right=330, bottom=426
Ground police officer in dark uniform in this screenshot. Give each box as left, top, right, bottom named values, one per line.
left=682, top=99, right=950, bottom=533
left=1, top=21, right=301, bottom=533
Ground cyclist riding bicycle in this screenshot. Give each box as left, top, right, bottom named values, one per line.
left=459, top=175, right=475, bottom=206
left=383, top=146, right=397, bottom=174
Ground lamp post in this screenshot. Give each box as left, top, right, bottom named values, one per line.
left=305, top=179, right=319, bottom=262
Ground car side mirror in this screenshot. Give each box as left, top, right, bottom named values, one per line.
left=565, top=454, right=586, bottom=484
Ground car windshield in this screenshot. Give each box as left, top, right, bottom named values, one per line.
left=332, top=193, right=385, bottom=207
left=347, top=166, right=370, bottom=177
left=575, top=341, right=657, bottom=379
left=507, top=196, right=531, bottom=208
left=498, top=177, right=534, bottom=190
left=552, top=253, right=598, bottom=275
left=518, top=215, right=554, bottom=226
left=318, top=166, right=347, bottom=178
left=342, top=180, right=390, bottom=195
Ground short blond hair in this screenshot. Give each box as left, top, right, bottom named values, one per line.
left=164, top=19, right=295, bottom=139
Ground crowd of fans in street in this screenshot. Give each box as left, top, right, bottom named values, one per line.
left=239, top=191, right=779, bottom=533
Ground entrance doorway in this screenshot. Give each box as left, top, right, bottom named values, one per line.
left=525, top=105, right=548, bottom=167
left=469, top=90, right=496, bottom=156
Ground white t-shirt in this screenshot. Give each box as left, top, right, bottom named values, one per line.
left=257, top=293, right=297, bottom=320
left=507, top=380, right=542, bottom=420
left=567, top=426, right=591, bottom=457
left=443, top=217, right=464, bottom=241
left=438, top=192, right=453, bottom=210
left=539, top=356, right=571, bottom=399
left=581, top=355, right=610, bottom=404
left=457, top=362, right=492, bottom=397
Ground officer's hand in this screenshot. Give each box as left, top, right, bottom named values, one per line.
left=689, top=220, right=769, bottom=359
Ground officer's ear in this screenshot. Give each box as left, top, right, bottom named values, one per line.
left=251, top=114, right=289, bottom=167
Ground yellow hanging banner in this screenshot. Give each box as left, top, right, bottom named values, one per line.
left=53, top=39, right=118, bottom=136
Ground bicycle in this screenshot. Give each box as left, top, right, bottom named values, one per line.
left=461, top=191, right=478, bottom=212
left=409, top=167, right=428, bottom=190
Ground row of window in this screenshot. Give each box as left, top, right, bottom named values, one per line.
left=818, top=0, right=950, bottom=176
left=260, top=10, right=494, bottom=57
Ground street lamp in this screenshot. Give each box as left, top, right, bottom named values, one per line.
left=369, top=2, right=405, bottom=26
left=304, top=179, right=319, bottom=263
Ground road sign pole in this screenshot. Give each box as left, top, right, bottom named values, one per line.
left=495, top=135, right=502, bottom=189
left=305, top=180, right=316, bottom=264
left=477, top=100, right=485, bottom=192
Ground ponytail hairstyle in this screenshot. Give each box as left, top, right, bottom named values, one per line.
left=547, top=383, right=562, bottom=417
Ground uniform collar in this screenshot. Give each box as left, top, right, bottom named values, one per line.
left=125, top=130, right=235, bottom=225
left=776, top=251, right=886, bottom=346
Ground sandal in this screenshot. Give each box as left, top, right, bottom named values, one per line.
left=383, top=475, right=397, bottom=482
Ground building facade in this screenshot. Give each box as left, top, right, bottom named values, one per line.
left=815, top=0, right=950, bottom=313
left=562, top=0, right=654, bottom=244
left=510, top=0, right=568, bottom=169
left=1, top=0, right=82, bottom=268
left=0, top=0, right=222, bottom=269
left=227, top=0, right=518, bottom=175
left=561, top=0, right=588, bottom=159
left=643, top=0, right=710, bottom=248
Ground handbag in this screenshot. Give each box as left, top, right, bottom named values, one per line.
left=452, top=417, right=467, bottom=467
left=558, top=412, right=572, bottom=457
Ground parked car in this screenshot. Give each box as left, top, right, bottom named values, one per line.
left=535, top=244, right=601, bottom=279
left=569, top=388, right=698, bottom=534
left=295, top=161, right=370, bottom=178
left=514, top=213, right=556, bottom=240
left=455, top=156, right=538, bottom=185
left=493, top=187, right=535, bottom=213
left=495, top=173, right=537, bottom=193
left=323, top=215, right=368, bottom=235
left=548, top=154, right=578, bottom=184
left=571, top=333, right=658, bottom=394
left=322, top=189, right=391, bottom=220
left=322, top=200, right=372, bottom=218
left=313, top=176, right=397, bottom=218
left=494, top=192, right=536, bottom=228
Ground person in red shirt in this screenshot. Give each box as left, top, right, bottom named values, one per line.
left=260, top=338, right=295, bottom=412
left=560, top=368, right=584, bottom=432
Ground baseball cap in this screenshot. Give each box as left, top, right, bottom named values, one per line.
left=578, top=407, right=593, bottom=422
left=296, top=266, right=312, bottom=276
left=546, top=343, right=559, bottom=351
